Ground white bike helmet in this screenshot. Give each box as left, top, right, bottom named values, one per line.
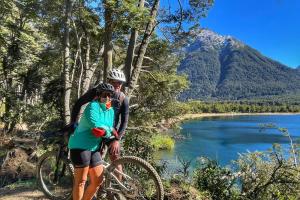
left=107, top=69, right=126, bottom=82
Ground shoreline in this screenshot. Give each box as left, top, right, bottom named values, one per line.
left=159, top=112, right=300, bottom=131
left=178, top=112, right=300, bottom=121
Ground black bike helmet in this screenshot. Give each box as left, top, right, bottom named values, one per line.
left=95, top=83, right=115, bottom=96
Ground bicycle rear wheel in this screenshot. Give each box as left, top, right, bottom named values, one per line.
left=36, top=150, right=74, bottom=200
left=104, top=156, right=164, bottom=200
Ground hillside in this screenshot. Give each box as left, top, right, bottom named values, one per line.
left=178, top=30, right=300, bottom=101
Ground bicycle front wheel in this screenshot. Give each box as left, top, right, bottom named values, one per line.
left=36, top=150, right=74, bottom=200
left=104, top=156, right=164, bottom=200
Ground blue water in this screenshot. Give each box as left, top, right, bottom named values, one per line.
left=159, top=114, right=300, bottom=169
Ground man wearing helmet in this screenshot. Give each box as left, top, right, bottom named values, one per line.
left=70, top=68, right=129, bottom=166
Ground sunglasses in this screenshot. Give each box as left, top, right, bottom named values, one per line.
left=100, top=92, right=112, bottom=98
left=110, top=80, right=122, bottom=85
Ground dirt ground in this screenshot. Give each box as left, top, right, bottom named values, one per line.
left=0, top=186, right=47, bottom=200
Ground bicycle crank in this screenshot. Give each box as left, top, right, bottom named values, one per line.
left=122, top=180, right=139, bottom=199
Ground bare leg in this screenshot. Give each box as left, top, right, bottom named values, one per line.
left=109, top=141, right=122, bottom=180
left=82, top=165, right=104, bottom=200
left=73, top=167, right=89, bottom=200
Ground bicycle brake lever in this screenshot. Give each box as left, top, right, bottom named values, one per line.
left=107, top=135, right=116, bottom=140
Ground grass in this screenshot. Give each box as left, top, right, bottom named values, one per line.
left=151, top=134, right=175, bottom=151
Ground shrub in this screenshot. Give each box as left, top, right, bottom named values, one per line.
left=123, top=129, right=155, bottom=162
left=234, top=145, right=300, bottom=200
left=151, top=134, right=175, bottom=150
left=193, top=157, right=239, bottom=200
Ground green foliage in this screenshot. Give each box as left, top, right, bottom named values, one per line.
left=130, top=70, right=188, bottom=125
left=22, top=103, right=60, bottom=131
left=103, top=0, right=150, bottom=32
left=0, top=0, right=213, bottom=133
left=42, top=77, right=64, bottom=118
left=150, top=134, right=175, bottom=150
left=193, top=157, right=239, bottom=200
left=4, top=179, right=37, bottom=190
left=163, top=101, right=191, bottom=119
left=185, top=100, right=300, bottom=114
left=234, top=145, right=300, bottom=200
left=122, top=129, right=170, bottom=176
left=0, top=0, right=49, bottom=131
left=123, top=129, right=155, bottom=162
left=164, top=178, right=211, bottom=200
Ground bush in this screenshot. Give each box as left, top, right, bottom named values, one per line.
left=193, top=157, right=239, bottom=200
left=22, top=103, right=59, bottom=131
left=151, top=134, right=175, bottom=150
left=234, top=145, right=300, bottom=200
left=123, top=129, right=155, bottom=162
left=164, top=178, right=211, bottom=200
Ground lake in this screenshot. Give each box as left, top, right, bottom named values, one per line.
left=158, top=114, right=300, bottom=170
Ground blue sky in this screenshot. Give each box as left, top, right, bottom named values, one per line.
left=199, top=0, right=300, bottom=68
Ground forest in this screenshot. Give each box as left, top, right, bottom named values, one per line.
left=1, top=0, right=213, bottom=133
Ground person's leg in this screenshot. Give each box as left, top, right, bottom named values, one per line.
left=73, top=166, right=89, bottom=200
left=82, top=165, right=104, bottom=200
left=108, top=140, right=122, bottom=180
left=70, top=149, right=91, bottom=200
left=82, top=151, right=103, bottom=200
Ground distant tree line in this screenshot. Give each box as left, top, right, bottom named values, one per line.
left=158, top=100, right=300, bottom=120
left=187, top=100, right=300, bottom=113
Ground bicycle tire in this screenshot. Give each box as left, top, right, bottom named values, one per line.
left=104, top=156, right=164, bottom=200
left=36, top=150, right=74, bottom=200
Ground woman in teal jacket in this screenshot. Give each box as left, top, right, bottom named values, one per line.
left=68, top=83, right=115, bottom=200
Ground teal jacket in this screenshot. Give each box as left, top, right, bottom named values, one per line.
left=68, top=100, right=114, bottom=151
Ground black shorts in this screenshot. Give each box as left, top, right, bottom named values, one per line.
left=70, top=149, right=102, bottom=168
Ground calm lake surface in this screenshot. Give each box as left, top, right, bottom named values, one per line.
left=159, top=114, right=300, bottom=169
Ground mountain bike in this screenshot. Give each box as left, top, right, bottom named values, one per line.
left=36, top=130, right=164, bottom=200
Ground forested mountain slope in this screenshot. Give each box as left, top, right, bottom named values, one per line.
left=178, top=30, right=300, bottom=100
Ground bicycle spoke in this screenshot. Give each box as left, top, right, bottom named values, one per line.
left=38, top=151, right=73, bottom=199
left=105, top=157, right=163, bottom=200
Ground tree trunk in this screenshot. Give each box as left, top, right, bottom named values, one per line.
left=2, top=57, right=9, bottom=133
left=103, top=0, right=113, bottom=81
left=77, top=54, right=84, bottom=98
left=124, top=30, right=137, bottom=86
left=63, top=0, right=73, bottom=124
left=82, top=43, right=104, bottom=94
left=124, top=0, right=145, bottom=86
left=128, top=0, right=160, bottom=98
left=81, top=35, right=91, bottom=94
left=71, top=19, right=83, bottom=98
left=3, top=78, right=12, bottom=133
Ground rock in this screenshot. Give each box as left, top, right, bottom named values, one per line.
left=0, top=148, right=36, bottom=187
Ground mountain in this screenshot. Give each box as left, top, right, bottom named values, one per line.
left=178, top=29, right=300, bottom=101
